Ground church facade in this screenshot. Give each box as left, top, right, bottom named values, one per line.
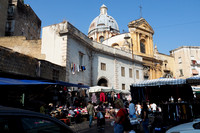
left=88, top=5, right=171, bottom=80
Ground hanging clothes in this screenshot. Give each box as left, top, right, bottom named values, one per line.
left=92, top=93, right=97, bottom=103
left=77, top=64, right=80, bottom=72
left=81, top=66, right=86, bottom=71
left=117, top=93, right=120, bottom=99
left=72, top=64, right=75, bottom=74
left=100, top=92, right=105, bottom=102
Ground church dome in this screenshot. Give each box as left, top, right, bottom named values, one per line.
left=88, top=4, right=120, bottom=35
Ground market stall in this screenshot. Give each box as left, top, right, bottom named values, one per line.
left=130, top=78, right=194, bottom=129
left=89, top=86, right=131, bottom=106
left=130, top=78, right=193, bottom=103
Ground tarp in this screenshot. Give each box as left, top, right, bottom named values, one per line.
left=131, top=78, right=186, bottom=87
left=56, top=81, right=89, bottom=88
left=0, top=77, right=55, bottom=85
left=0, top=77, right=90, bottom=88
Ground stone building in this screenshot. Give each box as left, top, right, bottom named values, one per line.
left=0, top=0, right=8, bottom=36
left=170, top=46, right=200, bottom=79
left=91, top=5, right=163, bottom=80
left=154, top=45, right=175, bottom=78
left=41, top=21, right=144, bottom=90
left=0, top=45, right=66, bottom=81
left=1, top=0, right=41, bottom=39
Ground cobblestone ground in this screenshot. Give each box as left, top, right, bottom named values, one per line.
left=69, top=119, right=114, bottom=133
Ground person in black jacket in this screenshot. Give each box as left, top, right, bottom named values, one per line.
left=141, top=101, right=149, bottom=133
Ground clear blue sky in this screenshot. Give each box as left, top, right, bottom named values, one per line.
left=26, top=0, right=200, bottom=55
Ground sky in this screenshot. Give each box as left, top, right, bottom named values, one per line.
left=25, top=0, right=200, bottom=55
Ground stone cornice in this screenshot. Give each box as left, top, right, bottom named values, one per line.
left=61, top=21, right=143, bottom=65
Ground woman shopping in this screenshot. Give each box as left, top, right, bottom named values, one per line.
left=111, top=99, right=128, bottom=133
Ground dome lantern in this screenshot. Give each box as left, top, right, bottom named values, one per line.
left=100, top=4, right=108, bottom=15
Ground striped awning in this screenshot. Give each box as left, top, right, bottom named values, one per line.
left=187, top=75, right=200, bottom=80
left=186, top=75, right=200, bottom=85
left=131, top=78, right=186, bottom=87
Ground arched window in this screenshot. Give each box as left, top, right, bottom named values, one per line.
left=111, top=43, right=119, bottom=48
left=99, top=36, right=104, bottom=43
left=90, top=37, right=93, bottom=40
left=97, top=78, right=108, bottom=87
left=140, top=39, right=146, bottom=53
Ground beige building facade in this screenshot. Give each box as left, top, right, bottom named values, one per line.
left=170, top=46, right=200, bottom=79
left=154, top=45, right=175, bottom=78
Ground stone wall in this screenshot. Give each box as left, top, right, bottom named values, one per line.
left=14, top=2, right=41, bottom=39
left=0, top=46, right=38, bottom=77
left=5, top=0, right=41, bottom=39
left=0, top=36, right=44, bottom=59
left=0, top=46, right=66, bottom=81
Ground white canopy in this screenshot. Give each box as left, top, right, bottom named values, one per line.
left=89, top=86, right=130, bottom=94
left=89, top=86, right=112, bottom=93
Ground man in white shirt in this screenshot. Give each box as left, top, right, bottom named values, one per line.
left=150, top=103, right=157, bottom=112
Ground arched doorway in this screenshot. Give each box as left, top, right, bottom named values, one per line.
left=97, top=78, right=108, bottom=87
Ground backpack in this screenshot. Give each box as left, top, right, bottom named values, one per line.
left=122, top=109, right=132, bottom=131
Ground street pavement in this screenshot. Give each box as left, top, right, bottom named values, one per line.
left=69, top=119, right=115, bottom=133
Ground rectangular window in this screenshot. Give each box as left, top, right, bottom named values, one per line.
left=178, top=57, right=182, bottom=64
left=101, top=63, right=106, bottom=71
left=121, top=67, right=125, bottom=77
left=122, top=84, right=125, bottom=90
left=136, top=70, right=139, bottom=79
left=129, top=68, right=132, bottom=78
left=179, top=69, right=183, bottom=77
left=79, top=52, right=84, bottom=66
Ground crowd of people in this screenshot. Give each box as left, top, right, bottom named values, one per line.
left=38, top=88, right=163, bottom=133
left=86, top=98, right=162, bottom=133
